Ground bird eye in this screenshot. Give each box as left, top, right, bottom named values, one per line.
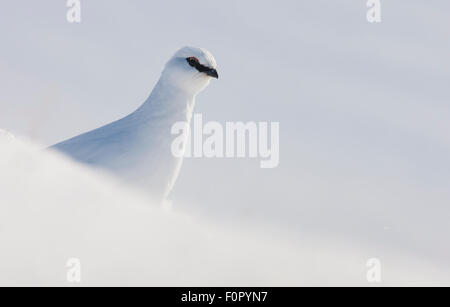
left=186, top=57, right=199, bottom=67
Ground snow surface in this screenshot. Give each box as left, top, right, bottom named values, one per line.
left=0, top=133, right=449, bottom=286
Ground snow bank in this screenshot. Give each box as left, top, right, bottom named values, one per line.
left=0, top=133, right=449, bottom=286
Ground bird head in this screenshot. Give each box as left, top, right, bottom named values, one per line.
left=161, top=46, right=218, bottom=95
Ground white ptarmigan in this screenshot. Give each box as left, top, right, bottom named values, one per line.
left=50, top=46, right=218, bottom=202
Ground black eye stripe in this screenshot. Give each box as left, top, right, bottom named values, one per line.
left=186, top=57, right=198, bottom=67
left=186, top=57, right=211, bottom=73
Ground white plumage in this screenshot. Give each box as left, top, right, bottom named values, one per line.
left=50, top=46, right=218, bottom=202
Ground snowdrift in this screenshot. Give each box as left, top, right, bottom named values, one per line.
left=0, top=131, right=449, bottom=286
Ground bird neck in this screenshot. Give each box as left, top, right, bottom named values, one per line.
left=134, top=78, right=196, bottom=124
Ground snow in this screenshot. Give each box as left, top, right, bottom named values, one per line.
left=1, top=134, right=449, bottom=286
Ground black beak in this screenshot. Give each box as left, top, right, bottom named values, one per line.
left=205, top=68, right=219, bottom=79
